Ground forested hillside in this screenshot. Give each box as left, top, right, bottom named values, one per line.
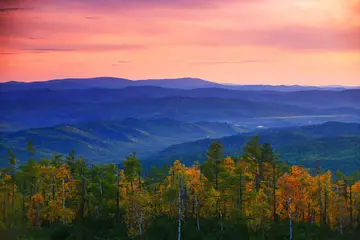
left=0, top=118, right=246, bottom=166
left=147, top=122, right=360, bottom=173
left=1, top=137, right=359, bottom=239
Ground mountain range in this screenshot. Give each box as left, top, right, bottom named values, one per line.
left=1, top=85, right=359, bottom=131
left=1, top=77, right=358, bottom=92
left=3, top=96, right=345, bottom=131
left=2, top=86, right=360, bottom=109
left=1, top=76, right=359, bottom=174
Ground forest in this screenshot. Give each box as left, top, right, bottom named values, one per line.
left=1, top=137, right=359, bottom=240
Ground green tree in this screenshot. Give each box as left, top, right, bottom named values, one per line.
left=123, top=152, right=142, bottom=194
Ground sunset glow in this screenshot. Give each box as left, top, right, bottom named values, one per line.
left=1, top=0, right=359, bottom=85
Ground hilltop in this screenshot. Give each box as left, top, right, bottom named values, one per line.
left=146, top=122, right=360, bottom=173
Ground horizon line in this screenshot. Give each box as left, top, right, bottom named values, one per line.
left=1, top=76, right=360, bottom=88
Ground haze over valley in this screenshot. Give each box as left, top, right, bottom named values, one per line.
left=1, top=77, right=359, bottom=173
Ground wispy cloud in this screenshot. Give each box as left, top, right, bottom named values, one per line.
left=66, top=0, right=245, bottom=10
left=23, top=48, right=75, bottom=52
left=0, top=52, right=16, bottom=55
left=0, top=8, right=29, bottom=13
left=112, top=60, right=131, bottom=66
left=19, top=44, right=147, bottom=53
left=30, top=51, right=48, bottom=54
left=85, top=16, right=100, bottom=20
left=191, top=60, right=270, bottom=64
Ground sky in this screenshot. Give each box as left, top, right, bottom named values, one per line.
left=0, top=0, right=359, bottom=85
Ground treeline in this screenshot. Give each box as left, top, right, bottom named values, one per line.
left=1, top=137, right=360, bottom=240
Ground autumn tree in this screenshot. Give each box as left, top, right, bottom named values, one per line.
left=202, top=141, right=224, bottom=221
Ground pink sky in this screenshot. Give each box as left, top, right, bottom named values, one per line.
left=0, top=0, right=359, bottom=85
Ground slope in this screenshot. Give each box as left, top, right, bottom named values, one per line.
left=0, top=118, right=247, bottom=166
left=146, top=122, right=360, bottom=173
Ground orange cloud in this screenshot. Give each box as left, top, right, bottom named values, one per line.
left=0, top=0, right=359, bottom=85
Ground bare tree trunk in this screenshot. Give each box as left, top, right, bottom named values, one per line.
left=138, top=213, right=143, bottom=240
left=195, top=197, right=200, bottom=231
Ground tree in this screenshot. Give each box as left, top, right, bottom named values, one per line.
left=277, top=166, right=314, bottom=239
left=186, top=162, right=205, bottom=231
left=27, top=139, right=36, bottom=159
left=73, top=157, right=89, bottom=220
left=1, top=140, right=360, bottom=239
left=243, top=136, right=262, bottom=192
left=123, top=152, right=142, bottom=194
left=202, top=141, right=224, bottom=220
left=8, top=150, right=17, bottom=213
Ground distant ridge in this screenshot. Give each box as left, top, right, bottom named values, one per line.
left=0, top=118, right=247, bottom=166
left=1, top=77, right=358, bottom=92
left=2, top=85, right=359, bottom=110
left=146, top=121, right=360, bottom=173
left=0, top=77, right=221, bottom=91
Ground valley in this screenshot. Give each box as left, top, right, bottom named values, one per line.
left=0, top=118, right=247, bottom=166
left=1, top=77, right=359, bottom=174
